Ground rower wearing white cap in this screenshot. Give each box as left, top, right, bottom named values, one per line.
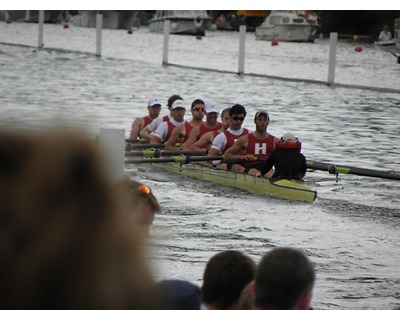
left=181, top=101, right=223, bottom=150
left=165, top=99, right=206, bottom=150
left=129, top=97, right=161, bottom=141
left=224, top=110, right=279, bottom=176
left=150, top=99, right=186, bottom=144
left=140, top=94, right=182, bottom=142
left=259, top=132, right=307, bottom=179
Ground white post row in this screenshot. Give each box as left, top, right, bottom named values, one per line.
left=38, top=10, right=44, bottom=48
left=96, top=13, right=103, bottom=57
left=327, top=32, right=338, bottom=85
left=238, top=25, right=246, bottom=75
left=99, top=128, right=125, bottom=183
left=163, top=19, right=171, bottom=65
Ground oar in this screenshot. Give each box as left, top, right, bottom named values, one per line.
left=126, top=149, right=207, bottom=158
left=125, top=155, right=223, bottom=164
left=307, top=160, right=400, bottom=181
left=125, top=138, right=147, bottom=143
left=126, top=143, right=182, bottom=149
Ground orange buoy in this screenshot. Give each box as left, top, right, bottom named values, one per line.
left=195, top=34, right=202, bottom=40
left=355, top=45, right=363, bottom=52
left=63, top=23, right=69, bottom=29
left=6, top=18, right=12, bottom=24
left=127, top=28, right=133, bottom=34
left=271, top=39, right=278, bottom=46
left=353, top=35, right=359, bottom=41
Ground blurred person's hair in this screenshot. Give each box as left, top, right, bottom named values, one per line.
left=0, top=129, right=157, bottom=309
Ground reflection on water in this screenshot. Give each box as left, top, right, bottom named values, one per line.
left=1, top=22, right=400, bottom=310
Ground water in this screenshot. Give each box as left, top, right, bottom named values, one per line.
left=1, top=22, right=400, bottom=310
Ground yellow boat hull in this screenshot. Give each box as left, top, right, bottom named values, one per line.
left=148, top=162, right=317, bottom=203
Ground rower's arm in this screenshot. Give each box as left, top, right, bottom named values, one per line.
left=190, top=132, right=212, bottom=154
left=139, top=126, right=153, bottom=143
left=129, top=118, right=144, bottom=140
left=165, top=124, right=184, bottom=150
left=182, top=126, right=200, bottom=149
left=224, top=136, right=247, bottom=163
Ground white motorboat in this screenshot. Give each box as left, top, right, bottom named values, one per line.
left=148, top=10, right=211, bottom=36
left=376, top=39, right=400, bottom=63
left=255, top=10, right=321, bottom=42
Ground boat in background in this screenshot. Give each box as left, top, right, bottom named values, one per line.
left=376, top=19, right=400, bottom=64
left=255, top=10, right=321, bottom=42
left=70, top=11, right=139, bottom=30
left=376, top=40, right=400, bottom=63
left=148, top=10, right=212, bottom=36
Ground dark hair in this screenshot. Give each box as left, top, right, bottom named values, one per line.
left=191, top=99, right=205, bottom=110
left=167, top=94, right=183, bottom=107
left=201, top=250, right=256, bottom=309
left=254, top=247, right=316, bottom=310
left=229, top=104, right=247, bottom=117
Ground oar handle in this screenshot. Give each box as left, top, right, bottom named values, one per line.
left=126, top=149, right=207, bottom=158
left=125, top=155, right=224, bottom=164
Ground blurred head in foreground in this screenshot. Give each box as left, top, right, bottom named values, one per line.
left=0, top=129, right=157, bottom=309
left=114, top=177, right=161, bottom=237
left=201, top=250, right=256, bottom=309
left=252, top=247, right=316, bottom=310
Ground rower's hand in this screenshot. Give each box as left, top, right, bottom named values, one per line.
left=240, top=154, right=257, bottom=162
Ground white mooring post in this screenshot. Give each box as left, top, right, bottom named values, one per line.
left=163, top=19, right=171, bottom=65
left=25, top=10, right=30, bottom=21
left=238, top=25, right=246, bottom=75
left=96, top=13, right=103, bottom=57
left=38, top=10, right=44, bottom=48
left=99, top=128, right=125, bottom=183
left=327, top=32, right=338, bottom=85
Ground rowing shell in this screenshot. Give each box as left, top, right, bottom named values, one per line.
left=140, top=161, right=317, bottom=203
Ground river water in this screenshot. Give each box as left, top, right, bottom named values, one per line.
left=1, top=21, right=400, bottom=310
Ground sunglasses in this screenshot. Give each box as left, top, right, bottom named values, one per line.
left=232, top=116, right=245, bottom=121
left=138, top=185, right=151, bottom=194
left=193, top=107, right=205, bottom=112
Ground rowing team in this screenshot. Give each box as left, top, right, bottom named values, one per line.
left=128, top=94, right=307, bottom=179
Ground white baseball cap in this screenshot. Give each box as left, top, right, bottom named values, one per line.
left=148, top=97, right=161, bottom=107
left=171, top=99, right=186, bottom=110
left=205, top=102, right=220, bottom=114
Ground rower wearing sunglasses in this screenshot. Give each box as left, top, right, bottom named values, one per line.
left=208, top=104, right=250, bottom=170
left=224, top=110, right=279, bottom=176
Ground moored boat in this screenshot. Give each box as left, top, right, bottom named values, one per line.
left=255, top=10, right=321, bottom=42
left=376, top=39, right=400, bottom=63
left=148, top=10, right=211, bottom=36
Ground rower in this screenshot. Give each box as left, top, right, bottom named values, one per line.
left=149, top=99, right=186, bottom=144
left=208, top=104, right=250, bottom=170
left=259, top=132, right=307, bottom=179
left=165, top=98, right=206, bottom=150
left=140, top=94, right=183, bottom=142
left=224, top=110, right=279, bottom=176
left=129, top=97, right=162, bottom=141
left=190, top=107, right=231, bottom=155
left=181, top=101, right=223, bottom=150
